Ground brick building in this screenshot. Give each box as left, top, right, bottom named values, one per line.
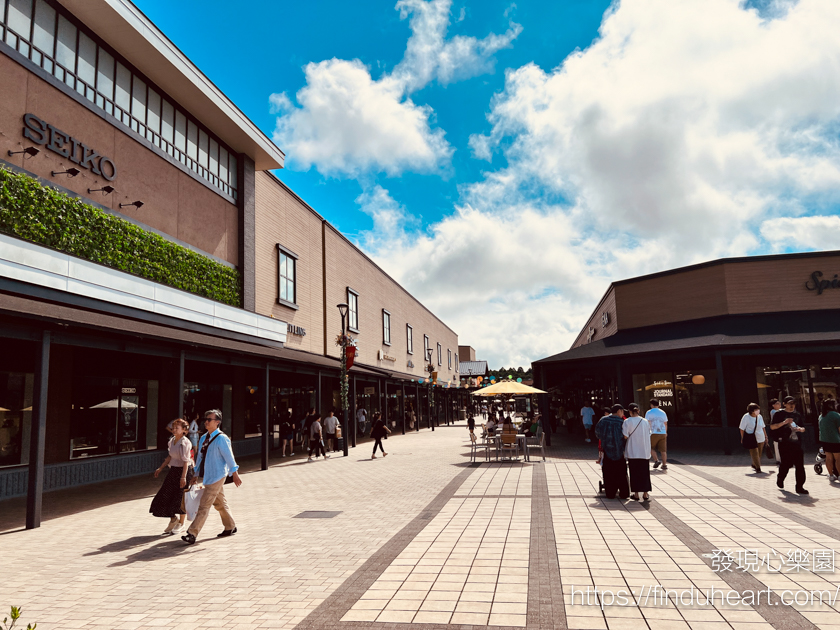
left=0, top=0, right=460, bottom=526
left=533, top=251, right=840, bottom=450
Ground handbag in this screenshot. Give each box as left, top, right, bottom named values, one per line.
left=742, top=416, right=758, bottom=449
left=185, top=485, right=204, bottom=521
left=336, top=425, right=342, bottom=439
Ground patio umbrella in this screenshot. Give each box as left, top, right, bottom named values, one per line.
left=472, top=381, right=546, bottom=396
left=90, top=399, right=138, bottom=409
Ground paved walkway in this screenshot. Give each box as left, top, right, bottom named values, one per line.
left=2, top=426, right=840, bottom=630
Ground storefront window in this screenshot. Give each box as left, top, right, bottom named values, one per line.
left=633, top=370, right=718, bottom=426
left=0, top=371, right=34, bottom=467
left=183, top=382, right=232, bottom=434
left=70, top=377, right=158, bottom=458
left=755, top=365, right=836, bottom=423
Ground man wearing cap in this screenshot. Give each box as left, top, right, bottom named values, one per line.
left=182, top=409, right=242, bottom=544
left=594, top=404, right=630, bottom=499
left=769, top=396, right=808, bottom=494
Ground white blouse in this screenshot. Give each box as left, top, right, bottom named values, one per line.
left=622, top=416, right=651, bottom=460
left=168, top=436, right=193, bottom=468
left=739, top=413, right=766, bottom=443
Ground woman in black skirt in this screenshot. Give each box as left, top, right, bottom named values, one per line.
left=150, top=418, right=194, bottom=534
left=623, top=403, right=652, bottom=501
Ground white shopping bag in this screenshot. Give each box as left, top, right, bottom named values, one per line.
left=185, top=485, right=204, bottom=521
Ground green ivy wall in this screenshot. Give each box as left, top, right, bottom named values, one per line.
left=0, top=167, right=241, bottom=306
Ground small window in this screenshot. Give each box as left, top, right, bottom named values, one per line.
left=277, top=245, right=297, bottom=306
left=455, top=355, right=459, bottom=373
left=406, top=325, right=413, bottom=354
left=347, top=289, right=359, bottom=331
left=437, top=343, right=442, bottom=366
left=448, top=349, right=452, bottom=369
left=382, top=310, right=391, bottom=345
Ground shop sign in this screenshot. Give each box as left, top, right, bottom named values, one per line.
left=806, top=271, right=840, bottom=295
left=287, top=324, right=306, bottom=336
left=23, top=113, right=117, bottom=181
left=121, top=387, right=136, bottom=394
left=378, top=350, right=396, bottom=362
left=364, top=387, right=375, bottom=395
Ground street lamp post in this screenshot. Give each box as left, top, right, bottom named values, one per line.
left=337, top=302, right=350, bottom=457
left=426, top=347, right=434, bottom=432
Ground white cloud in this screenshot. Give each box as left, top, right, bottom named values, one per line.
left=272, top=0, right=520, bottom=177
left=761, top=215, right=840, bottom=251
left=272, top=60, right=451, bottom=176
left=359, top=0, right=840, bottom=367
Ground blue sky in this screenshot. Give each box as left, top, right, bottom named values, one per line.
left=134, top=0, right=610, bottom=235
left=135, top=0, right=840, bottom=368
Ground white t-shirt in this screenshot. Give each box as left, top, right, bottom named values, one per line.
left=581, top=407, right=595, bottom=425
left=356, top=408, right=367, bottom=424
left=739, top=413, right=766, bottom=443
left=323, top=415, right=338, bottom=433
left=622, top=416, right=651, bottom=460
left=310, top=420, right=322, bottom=440
left=645, top=407, right=668, bottom=434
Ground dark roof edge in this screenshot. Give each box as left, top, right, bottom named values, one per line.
left=263, top=171, right=458, bottom=338
left=613, top=248, right=840, bottom=288
left=569, top=285, right=614, bottom=349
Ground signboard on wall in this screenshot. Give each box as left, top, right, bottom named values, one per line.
left=364, top=387, right=375, bottom=395
left=22, top=113, right=117, bottom=181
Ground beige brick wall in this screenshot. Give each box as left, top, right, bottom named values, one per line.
left=254, top=171, right=324, bottom=354
left=254, top=172, right=459, bottom=383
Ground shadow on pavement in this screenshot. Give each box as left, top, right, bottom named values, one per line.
left=106, top=538, right=204, bottom=567
left=83, top=534, right=165, bottom=556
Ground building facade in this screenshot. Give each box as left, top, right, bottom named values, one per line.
left=533, top=251, right=840, bottom=450
left=0, top=0, right=460, bottom=524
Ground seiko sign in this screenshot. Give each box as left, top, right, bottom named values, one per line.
left=23, top=113, right=117, bottom=181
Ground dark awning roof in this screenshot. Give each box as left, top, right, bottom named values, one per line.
left=534, top=309, right=840, bottom=365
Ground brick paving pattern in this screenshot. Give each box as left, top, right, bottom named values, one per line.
left=2, top=426, right=840, bottom=629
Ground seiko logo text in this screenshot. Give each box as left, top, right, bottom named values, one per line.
left=23, top=113, right=117, bottom=181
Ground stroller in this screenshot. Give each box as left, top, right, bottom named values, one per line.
left=814, top=446, right=826, bottom=475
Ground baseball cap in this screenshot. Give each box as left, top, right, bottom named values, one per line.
left=610, top=403, right=625, bottom=414
left=783, top=396, right=796, bottom=404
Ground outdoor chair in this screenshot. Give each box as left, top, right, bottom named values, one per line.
left=499, top=428, right=520, bottom=461
left=470, top=430, right=493, bottom=462
left=525, top=428, right=545, bottom=462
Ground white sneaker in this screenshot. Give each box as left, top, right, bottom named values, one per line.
left=831, top=474, right=838, bottom=482
left=163, top=517, right=178, bottom=534
left=171, top=522, right=184, bottom=534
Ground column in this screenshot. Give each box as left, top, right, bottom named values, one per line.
left=715, top=351, right=731, bottom=456
left=351, top=376, right=358, bottom=447
left=400, top=381, right=406, bottom=435
left=261, top=364, right=270, bottom=471
left=26, top=330, right=51, bottom=530
left=177, top=349, right=185, bottom=419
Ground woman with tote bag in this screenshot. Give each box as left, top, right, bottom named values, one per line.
left=739, top=403, right=766, bottom=474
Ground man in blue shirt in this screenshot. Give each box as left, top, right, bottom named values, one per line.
left=182, top=409, right=242, bottom=545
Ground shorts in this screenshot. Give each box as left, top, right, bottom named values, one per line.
left=651, top=433, right=667, bottom=451
left=283, top=433, right=294, bottom=441
left=822, top=442, right=840, bottom=454
left=583, top=421, right=593, bottom=429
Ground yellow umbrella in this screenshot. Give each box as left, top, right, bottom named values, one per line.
left=472, top=381, right=546, bottom=396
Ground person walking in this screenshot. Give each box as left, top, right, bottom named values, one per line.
left=323, top=409, right=340, bottom=452
left=308, top=412, right=329, bottom=461
left=623, top=403, right=652, bottom=501
left=280, top=411, right=295, bottom=457
left=467, top=415, right=476, bottom=433
left=770, top=396, right=808, bottom=494
left=739, top=403, right=766, bottom=473
left=594, top=404, right=631, bottom=500
left=769, top=398, right=782, bottom=464
left=646, top=398, right=669, bottom=471
left=187, top=413, right=200, bottom=450
left=818, top=399, right=840, bottom=481
left=182, top=409, right=241, bottom=545
left=151, top=418, right=193, bottom=534
left=581, top=401, right=595, bottom=443
left=371, top=411, right=390, bottom=458
left=357, top=403, right=368, bottom=437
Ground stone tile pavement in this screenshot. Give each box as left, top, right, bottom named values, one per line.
left=1, top=426, right=840, bottom=629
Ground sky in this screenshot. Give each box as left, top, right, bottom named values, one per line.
left=134, top=0, right=840, bottom=369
